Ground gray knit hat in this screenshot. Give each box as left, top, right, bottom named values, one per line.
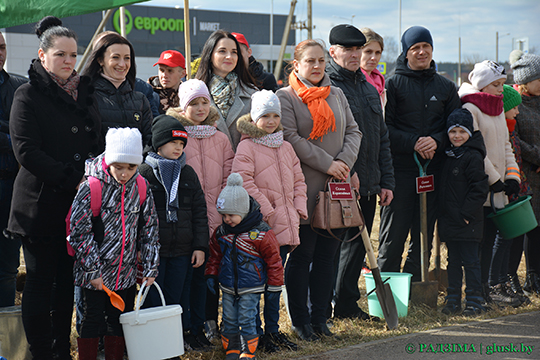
left=250, top=90, right=281, bottom=122
left=216, top=173, right=250, bottom=219
left=510, top=50, right=540, bottom=85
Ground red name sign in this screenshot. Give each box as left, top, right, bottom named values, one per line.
left=416, top=175, right=434, bottom=193
left=328, top=182, right=354, bottom=200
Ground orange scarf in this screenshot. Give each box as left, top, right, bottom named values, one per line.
left=289, top=71, right=336, bottom=140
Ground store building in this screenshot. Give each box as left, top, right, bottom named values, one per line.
left=2, top=4, right=296, bottom=81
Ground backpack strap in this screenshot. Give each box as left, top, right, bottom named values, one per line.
left=135, top=174, right=147, bottom=206
left=87, top=176, right=102, bottom=218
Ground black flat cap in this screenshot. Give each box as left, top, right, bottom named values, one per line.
left=329, top=24, right=366, bottom=47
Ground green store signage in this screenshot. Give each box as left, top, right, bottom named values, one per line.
left=113, top=9, right=185, bottom=35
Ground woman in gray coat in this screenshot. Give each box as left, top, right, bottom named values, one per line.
left=276, top=39, right=361, bottom=341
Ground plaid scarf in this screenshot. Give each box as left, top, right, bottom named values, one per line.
left=251, top=130, right=283, bottom=148
left=209, top=72, right=238, bottom=119
left=185, top=125, right=218, bottom=139
left=47, top=68, right=80, bottom=100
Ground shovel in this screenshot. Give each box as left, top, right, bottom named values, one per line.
left=103, top=284, right=125, bottom=312
left=410, top=153, right=438, bottom=309
left=360, top=225, right=398, bottom=330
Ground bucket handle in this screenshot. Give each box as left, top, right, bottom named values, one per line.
left=365, top=276, right=391, bottom=297
left=490, top=190, right=497, bottom=215
left=134, top=281, right=166, bottom=324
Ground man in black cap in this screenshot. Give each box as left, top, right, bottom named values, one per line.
left=327, top=24, right=395, bottom=321
left=377, top=26, right=461, bottom=281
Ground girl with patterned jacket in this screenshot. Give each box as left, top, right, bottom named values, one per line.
left=232, top=90, right=307, bottom=351
left=69, top=128, right=160, bottom=359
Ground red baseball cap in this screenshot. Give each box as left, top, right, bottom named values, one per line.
left=231, top=32, right=249, bottom=48
left=153, top=50, right=186, bottom=69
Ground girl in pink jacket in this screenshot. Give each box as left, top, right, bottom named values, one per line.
left=232, top=90, right=308, bottom=352
left=166, top=79, right=234, bottom=343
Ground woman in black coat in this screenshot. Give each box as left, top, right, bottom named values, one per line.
left=82, top=32, right=152, bottom=146
left=6, top=16, right=103, bottom=360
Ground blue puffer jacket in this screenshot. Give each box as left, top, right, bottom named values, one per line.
left=205, top=198, right=283, bottom=295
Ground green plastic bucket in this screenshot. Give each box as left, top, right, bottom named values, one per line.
left=364, top=272, right=412, bottom=318
left=487, top=195, right=538, bottom=239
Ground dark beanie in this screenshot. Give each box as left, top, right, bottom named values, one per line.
left=447, top=108, right=474, bottom=137
left=401, top=26, right=433, bottom=53
left=329, top=24, right=366, bottom=47
left=151, top=114, right=188, bottom=151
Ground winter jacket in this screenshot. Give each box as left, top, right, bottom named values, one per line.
left=211, top=82, right=256, bottom=151
left=459, top=83, right=520, bottom=208
left=135, top=77, right=160, bottom=118
left=139, top=159, right=209, bottom=258
left=0, top=69, right=27, bottom=175
left=326, top=58, right=395, bottom=197
left=385, top=53, right=461, bottom=171
left=92, top=76, right=153, bottom=146
left=249, top=56, right=279, bottom=92
left=69, top=154, right=160, bottom=290
left=148, top=75, right=180, bottom=114
left=7, top=60, right=103, bottom=238
left=515, top=93, right=540, bottom=218
left=166, top=106, right=234, bottom=234
left=276, top=73, right=362, bottom=224
left=438, top=131, right=489, bottom=242
left=205, top=198, right=283, bottom=295
left=233, top=114, right=308, bottom=248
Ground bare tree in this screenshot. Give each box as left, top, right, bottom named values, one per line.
left=463, top=53, right=486, bottom=65
left=381, top=36, right=399, bottom=63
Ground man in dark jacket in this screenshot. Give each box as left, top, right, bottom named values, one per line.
left=326, top=24, right=395, bottom=320
left=0, top=32, right=27, bottom=307
left=377, top=26, right=461, bottom=281
left=232, top=32, right=279, bottom=92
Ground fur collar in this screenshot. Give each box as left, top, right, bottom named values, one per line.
left=237, top=113, right=283, bottom=139
left=165, top=106, right=220, bottom=127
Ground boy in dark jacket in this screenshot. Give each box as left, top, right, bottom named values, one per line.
left=205, top=173, right=283, bottom=360
left=139, top=115, right=210, bottom=350
left=438, top=108, right=489, bottom=316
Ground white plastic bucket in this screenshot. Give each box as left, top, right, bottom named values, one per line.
left=120, top=281, right=184, bottom=360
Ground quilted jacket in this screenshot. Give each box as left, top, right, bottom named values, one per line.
left=232, top=114, right=308, bottom=248
left=166, top=106, right=234, bottom=234
left=69, top=154, right=160, bottom=291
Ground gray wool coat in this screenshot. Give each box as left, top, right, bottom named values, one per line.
left=277, top=73, right=362, bottom=224
left=515, top=94, right=540, bottom=218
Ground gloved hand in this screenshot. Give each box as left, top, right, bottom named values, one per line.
left=490, top=180, right=505, bottom=193
left=265, top=290, right=282, bottom=303
left=504, top=179, right=520, bottom=197
left=206, top=276, right=217, bottom=295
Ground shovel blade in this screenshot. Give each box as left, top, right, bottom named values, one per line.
left=371, top=268, right=399, bottom=330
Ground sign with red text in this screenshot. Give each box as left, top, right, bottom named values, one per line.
left=328, top=182, right=354, bottom=200
left=416, top=175, right=434, bottom=193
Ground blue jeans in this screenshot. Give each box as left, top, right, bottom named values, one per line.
left=446, top=241, right=482, bottom=294
left=222, top=292, right=260, bottom=336
left=0, top=178, right=21, bottom=307
left=144, top=255, right=193, bottom=331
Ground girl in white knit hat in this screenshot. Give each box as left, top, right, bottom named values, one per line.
left=69, top=127, right=160, bottom=359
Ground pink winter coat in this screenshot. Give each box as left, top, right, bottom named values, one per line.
left=166, top=106, right=234, bottom=234
left=232, top=114, right=308, bottom=248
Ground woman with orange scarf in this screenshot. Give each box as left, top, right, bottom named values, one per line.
left=276, top=39, right=362, bottom=341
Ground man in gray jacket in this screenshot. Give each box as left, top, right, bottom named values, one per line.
left=0, top=31, right=27, bottom=307
left=326, top=24, right=395, bottom=320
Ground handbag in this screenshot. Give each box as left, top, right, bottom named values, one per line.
left=311, top=177, right=365, bottom=242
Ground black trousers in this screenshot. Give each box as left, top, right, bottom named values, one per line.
left=525, top=226, right=540, bottom=274
left=334, top=196, right=376, bottom=317
left=377, top=170, right=438, bottom=281
left=21, top=236, right=74, bottom=360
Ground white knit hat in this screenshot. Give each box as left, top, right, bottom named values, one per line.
left=468, top=60, right=507, bottom=91
left=104, top=128, right=143, bottom=165
left=250, top=90, right=281, bottom=122
left=216, top=173, right=250, bottom=219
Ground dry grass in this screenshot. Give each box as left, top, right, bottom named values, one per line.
left=14, top=208, right=540, bottom=360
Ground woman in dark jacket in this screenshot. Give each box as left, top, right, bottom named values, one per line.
left=7, top=16, right=103, bottom=359
left=82, top=32, right=152, bottom=146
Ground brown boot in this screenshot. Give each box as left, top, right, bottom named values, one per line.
left=104, top=336, right=125, bottom=360
left=240, top=335, right=259, bottom=359
left=77, top=337, right=99, bottom=360
left=221, top=333, right=241, bottom=360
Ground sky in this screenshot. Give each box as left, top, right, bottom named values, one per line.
left=141, top=0, right=540, bottom=64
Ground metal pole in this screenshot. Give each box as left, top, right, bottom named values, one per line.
left=398, top=0, right=402, bottom=45
left=119, top=7, right=126, bottom=37
left=273, top=0, right=297, bottom=80
left=184, top=0, right=191, bottom=79
left=76, top=9, right=114, bottom=73
left=307, top=0, right=312, bottom=39
left=458, top=37, right=461, bottom=86
left=270, top=0, right=274, bottom=73
left=496, top=31, right=499, bottom=63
